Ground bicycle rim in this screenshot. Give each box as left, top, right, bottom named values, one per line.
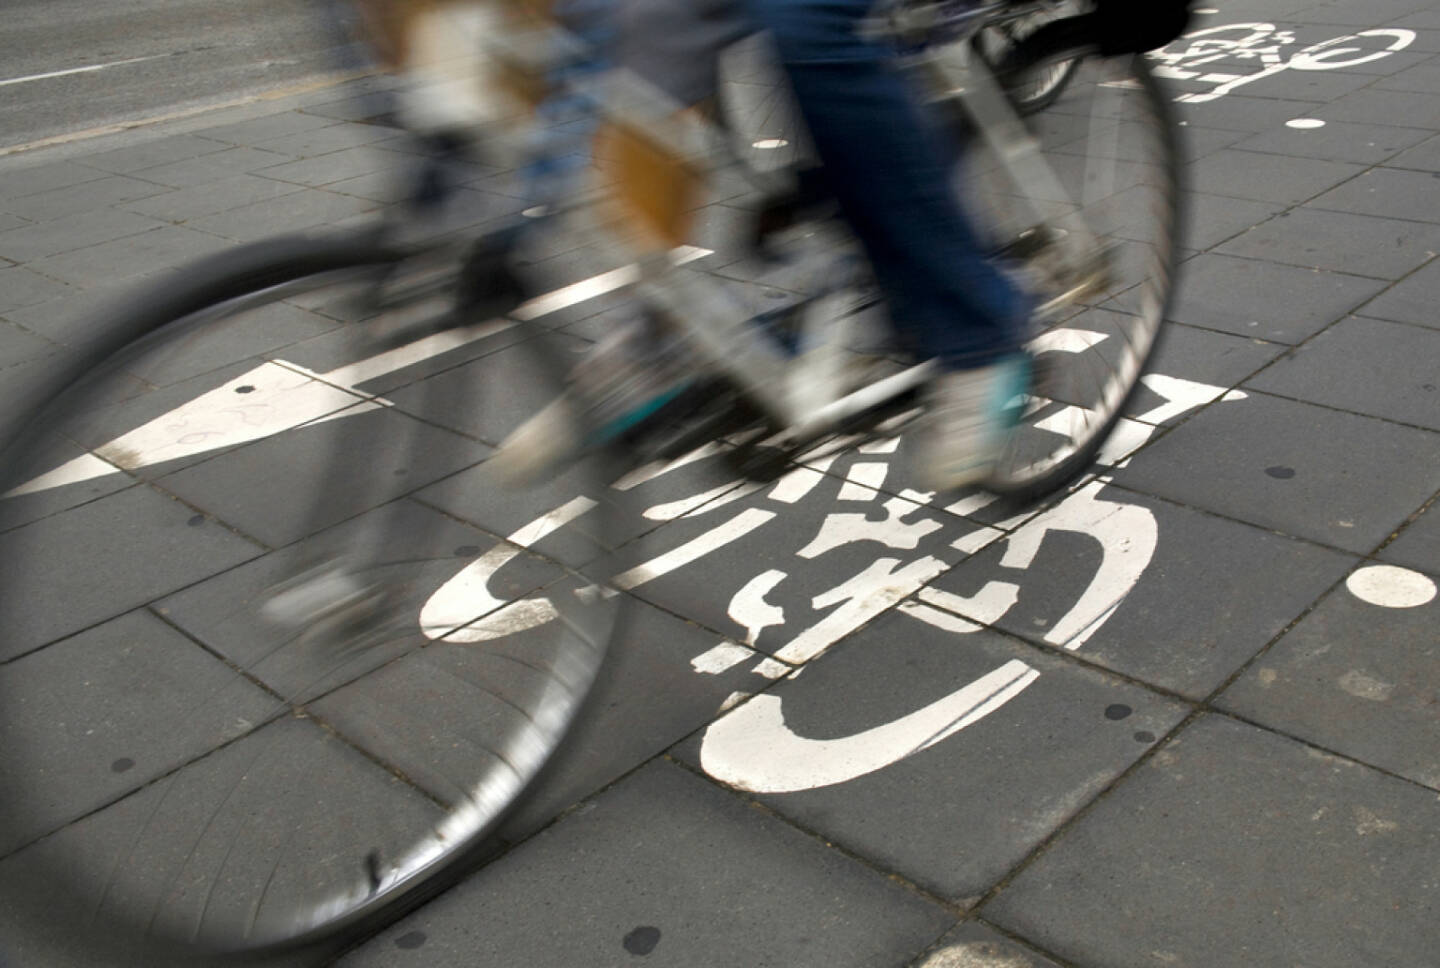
left=0, top=237, right=622, bottom=960
left=975, top=0, right=1084, bottom=112
left=968, top=52, right=1183, bottom=498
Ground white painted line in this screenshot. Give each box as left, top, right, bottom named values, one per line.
left=9, top=250, right=712, bottom=498
left=837, top=461, right=888, bottom=501
left=510, top=245, right=711, bottom=321
left=612, top=508, right=776, bottom=590
left=1286, top=118, right=1326, bottom=129
left=690, top=642, right=754, bottom=675
left=0, top=54, right=169, bottom=89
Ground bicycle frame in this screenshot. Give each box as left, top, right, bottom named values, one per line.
left=396, top=0, right=1107, bottom=447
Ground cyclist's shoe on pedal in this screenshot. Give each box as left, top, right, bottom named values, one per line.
left=489, top=321, right=694, bottom=485
left=916, top=353, right=1031, bottom=491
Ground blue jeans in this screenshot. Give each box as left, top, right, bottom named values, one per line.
left=747, top=0, right=1027, bottom=367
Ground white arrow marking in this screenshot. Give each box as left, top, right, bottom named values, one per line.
left=7, top=249, right=712, bottom=499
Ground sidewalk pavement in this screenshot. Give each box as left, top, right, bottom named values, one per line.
left=2, top=1, right=1439, bottom=966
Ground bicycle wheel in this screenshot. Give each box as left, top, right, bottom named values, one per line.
left=974, top=0, right=1084, bottom=113
left=0, top=234, right=623, bottom=962
left=718, top=31, right=817, bottom=179
left=964, top=49, right=1184, bottom=500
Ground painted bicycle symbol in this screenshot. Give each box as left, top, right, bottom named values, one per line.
left=1150, top=22, right=1417, bottom=103
left=432, top=349, right=1242, bottom=794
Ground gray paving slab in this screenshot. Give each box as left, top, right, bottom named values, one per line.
left=1307, top=165, right=1440, bottom=223
left=321, top=169, right=409, bottom=204
left=1229, top=64, right=1379, bottom=104
left=121, top=174, right=306, bottom=223
left=1185, top=149, right=1366, bottom=207
left=923, top=483, right=1356, bottom=698
left=0, top=316, right=58, bottom=371
left=1, top=713, right=442, bottom=964
left=70, top=134, right=233, bottom=175
left=1180, top=192, right=1283, bottom=252
left=1166, top=124, right=1250, bottom=165
left=1294, top=0, right=1436, bottom=25
left=916, top=922, right=1065, bottom=968
left=155, top=404, right=489, bottom=548
left=1245, top=315, right=1440, bottom=429
left=0, top=609, right=275, bottom=856
left=0, top=160, right=110, bottom=201
left=673, top=602, right=1187, bottom=903
left=1232, top=119, right=1434, bottom=165
left=0, top=482, right=263, bottom=662
left=1316, top=86, right=1440, bottom=130
left=1393, top=8, right=1440, bottom=30
left=193, top=111, right=342, bottom=148
left=182, top=189, right=381, bottom=242
left=0, top=208, right=164, bottom=264
left=1215, top=206, right=1440, bottom=279
left=0, top=264, right=73, bottom=313
left=0, top=431, right=137, bottom=531
left=1138, top=322, right=1285, bottom=394
left=1116, top=391, right=1440, bottom=554
left=118, top=300, right=346, bottom=389
left=129, top=146, right=300, bottom=189
left=378, top=330, right=590, bottom=439
left=0, top=212, right=29, bottom=234
left=340, top=760, right=955, bottom=968
left=25, top=226, right=235, bottom=287
left=1385, top=131, right=1440, bottom=171
left=1220, top=563, right=1440, bottom=789
left=251, top=145, right=413, bottom=188
left=1165, top=252, right=1386, bottom=342
left=298, top=93, right=396, bottom=123
left=157, top=498, right=563, bottom=702
left=495, top=598, right=768, bottom=838
left=312, top=591, right=763, bottom=833
left=1, top=175, right=171, bottom=224
left=252, top=121, right=397, bottom=159
left=1372, top=54, right=1440, bottom=93
left=1358, top=257, right=1440, bottom=327
left=984, top=714, right=1440, bottom=968
left=1174, top=95, right=1336, bottom=134
left=1381, top=499, right=1439, bottom=572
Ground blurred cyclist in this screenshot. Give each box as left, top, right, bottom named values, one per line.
left=620, top=0, right=1035, bottom=489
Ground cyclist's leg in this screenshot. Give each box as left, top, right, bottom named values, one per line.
left=745, top=0, right=1030, bottom=369
left=746, top=0, right=1032, bottom=488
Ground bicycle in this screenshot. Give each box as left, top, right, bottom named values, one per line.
left=0, top=0, right=1183, bottom=962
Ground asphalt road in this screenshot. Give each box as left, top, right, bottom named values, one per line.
left=0, top=0, right=368, bottom=150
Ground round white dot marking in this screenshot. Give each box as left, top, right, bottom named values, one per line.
left=1346, top=565, right=1436, bottom=609
left=1287, top=118, right=1326, bottom=129
left=753, top=138, right=790, bottom=150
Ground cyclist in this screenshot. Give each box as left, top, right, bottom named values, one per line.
left=610, top=0, right=1193, bottom=489
left=607, top=0, right=1029, bottom=489
left=382, top=0, right=1193, bottom=490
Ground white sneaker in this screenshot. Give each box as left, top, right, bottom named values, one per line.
left=917, top=354, right=1030, bottom=491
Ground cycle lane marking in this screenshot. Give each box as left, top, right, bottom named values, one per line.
left=1149, top=23, right=1418, bottom=105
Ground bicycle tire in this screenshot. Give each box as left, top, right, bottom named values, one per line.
left=974, top=0, right=1084, bottom=113
left=0, top=234, right=624, bottom=963
left=971, top=48, right=1185, bottom=501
